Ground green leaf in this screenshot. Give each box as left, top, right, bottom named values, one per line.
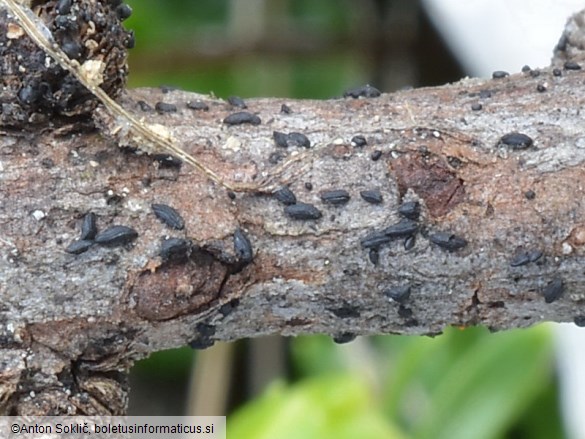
left=290, top=335, right=346, bottom=377
left=413, top=326, right=553, bottom=439
left=513, top=378, right=565, bottom=439
left=228, top=374, right=406, bottom=439
left=132, top=346, right=193, bottom=379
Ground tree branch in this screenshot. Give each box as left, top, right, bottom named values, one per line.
left=3, top=7, right=585, bottom=416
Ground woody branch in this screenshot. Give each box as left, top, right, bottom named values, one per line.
left=1, top=4, right=585, bottom=416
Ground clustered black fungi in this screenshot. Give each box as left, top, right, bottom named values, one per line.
left=0, top=0, right=133, bottom=128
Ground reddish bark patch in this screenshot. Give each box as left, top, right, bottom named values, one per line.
left=566, top=224, right=585, bottom=247
left=391, top=153, right=465, bottom=217
left=133, top=250, right=228, bottom=321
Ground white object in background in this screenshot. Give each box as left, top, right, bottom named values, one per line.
left=421, top=1, right=585, bottom=438
left=556, top=324, right=585, bottom=439
left=422, top=0, right=583, bottom=76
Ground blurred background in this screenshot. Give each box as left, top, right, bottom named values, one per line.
left=123, top=1, right=584, bottom=438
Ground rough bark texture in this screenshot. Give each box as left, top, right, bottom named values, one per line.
left=3, top=9, right=585, bottom=416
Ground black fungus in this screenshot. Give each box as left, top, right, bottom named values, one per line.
left=281, top=103, right=292, bottom=114
left=509, top=252, right=530, bottom=267
left=80, top=212, right=97, bottom=241
left=0, top=0, right=134, bottom=130
left=61, top=38, right=83, bottom=60
left=429, top=232, right=467, bottom=252
left=105, top=191, right=123, bottom=205
left=18, top=85, right=40, bottom=106
left=524, top=190, right=536, bottom=200
left=527, top=250, right=543, bottom=262
left=370, top=150, right=382, bottom=161
left=151, top=203, right=185, bottom=230
left=273, top=131, right=289, bottom=148
left=189, top=338, right=215, bottom=350
left=492, top=70, right=509, bottom=79
left=186, top=101, right=209, bottom=111
left=287, top=132, right=311, bottom=148
left=56, top=0, right=72, bottom=15
left=360, top=231, right=391, bottom=249
left=398, top=201, right=420, bottom=221
left=197, top=323, right=216, bottom=337
left=351, top=135, right=367, bottom=147
left=543, top=277, right=564, bottom=303
left=124, top=30, right=136, bottom=49
left=227, top=191, right=236, bottom=200
left=65, top=239, right=93, bottom=255
left=574, top=315, right=585, bottom=327
left=564, top=61, right=581, bottom=70
left=384, top=285, right=411, bottom=303
left=330, top=306, right=360, bottom=318
left=268, top=151, right=285, bottom=164
left=160, top=85, right=178, bottom=93
left=54, top=15, right=73, bottom=30
left=320, top=189, right=351, bottom=205
left=284, top=203, right=322, bottom=220
left=219, top=298, right=240, bottom=317
left=116, top=4, right=133, bottom=21
left=333, top=333, right=356, bottom=344
left=152, top=154, right=182, bottom=168
left=155, top=102, right=177, bottom=113
left=498, top=132, right=533, bottom=150
left=447, top=156, right=462, bottom=168
left=404, top=235, right=415, bottom=250
left=228, top=96, right=247, bottom=108
left=233, top=228, right=254, bottom=264
left=510, top=249, right=543, bottom=267
left=536, top=83, right=547, bottom=92
left=368, top=248, right=379, bottom=265
left=360, top=189, right=383, bottom=204
left=521, top=65, right=531, bottom=73
left=159, top=238, right=191, bottom=262
left=304, top=182, right=313, bottom=191
left=274, top=187, right=297, bottom=205
left=343, top=84, right=381, bottom=98
left=223, top=111, right=261, bottom=126
left=552, top=68, right=562, bottom=77
left=529, top=69, right=541, bottom=78
left=471, top=103, right=482, bottom=111
left=397, top=306, right=413, bottom=318
left=382, top=219, right=418, bottom=239
left=95, top=225, right=138, bottom=246
left=137, top=100, right=153, bottom=112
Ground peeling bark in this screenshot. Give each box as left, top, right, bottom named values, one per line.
left=3, top=8, right=585, bottom=416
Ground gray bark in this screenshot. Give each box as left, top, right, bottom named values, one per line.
left=2, top=9, right=585, bottom=415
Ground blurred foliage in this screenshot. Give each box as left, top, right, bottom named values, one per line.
left=228, top=374, right=406, bottom=439
left=131, top=347, right=194, bottom=379
left=124, top=1, right=228, bottom=49
left=230, top=326, right=560, bottom=439
left=124, top=2, right=566, bottom=437
left=124, top=0, right=367, bottom=98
